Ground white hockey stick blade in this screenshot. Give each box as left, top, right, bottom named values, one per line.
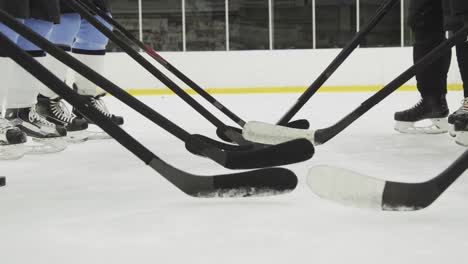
left=243, top=121, right=316, bottom=145
left=307, top=165, right=386, bottom=210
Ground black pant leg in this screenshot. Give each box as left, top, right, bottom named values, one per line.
left=0, top=0, right=30, bottom=19
left=29, top=0, right=60, bottom=23
left=409, top=0, right=451, bottom=97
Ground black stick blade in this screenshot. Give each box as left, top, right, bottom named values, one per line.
left=186, top=135, right=314, bottom=169
left=216, top=126, right=245, bottom=144
left=381, top=182, right=440, bottom=211
left=185, top=134, right=254, bottom=157
left=149, top=158, right=298, bottom=198
left=286, top=119, right=310, bottom=129
left=0, top=176, right=5, bottom=187
left=209, top=168, right=298, bottom=197
left=221, top=138, right=314, bottom=169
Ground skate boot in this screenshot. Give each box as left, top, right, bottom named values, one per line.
left=0, top=117, right=27, bottom=160
left=448, top=97, right=468, bottom=137
left=454, top=120, right=468, bottom=146
left=5, top=107, right=68, bottom=154
left=72, top=91, right=124, bottom=140
left=394, top=95, right=449, bottom=134
left=36, top=94, right=89, bottom=143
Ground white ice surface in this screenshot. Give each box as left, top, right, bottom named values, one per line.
left=1, top=91, right=468, bottom=264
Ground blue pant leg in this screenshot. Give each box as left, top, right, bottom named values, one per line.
left=73, top=14, right=112, bottom=51
left=16, top=19, right=54, bottom=52
left=49, top=13, right=81, bottom=48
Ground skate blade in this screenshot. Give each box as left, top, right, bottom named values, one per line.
left=455, top=131, right=468, bottom=147
left=0, top=144, right=27, bottom=160
left=82, top=130, right=112, bottom=140
left=26, top=137, right=68, bottom=155
left=66, top=131, right=89, bottom=144
left=394, top=119, right=448, bottom=134
left=449, top=124, right=457, bottom=138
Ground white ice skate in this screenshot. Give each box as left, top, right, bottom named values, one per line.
left=454, top=121, right=468, bottom=147
left=448, top=98, right=468, bottom=138
left=0, top=118, right=27, bottom=160
left=6, top=107, right=68, bottom=155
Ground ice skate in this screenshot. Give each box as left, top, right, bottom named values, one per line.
left=448, top=97, right=468, bottom=137
left=394, top=96, right=449, bottom=134
left=5, top=107, right=68, bottom=154
left=454, top=120, right=468, bottom=146
left=36, top=94, right=89, bottom=143
left=72, top=90, right=124, bottom=140
left=0, top=117, right=27, bottom=160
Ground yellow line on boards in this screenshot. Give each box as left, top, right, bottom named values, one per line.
left=126, top=84, right=463, bottom=96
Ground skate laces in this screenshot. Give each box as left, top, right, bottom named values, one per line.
left=30, top=107, right=56, bottom=127
left=91, top=94, right=112, bottom=118
left=407, top=99, right=424, bottom=112
left=50, top=98, right=76, bottom=124
left=460, top=98, right=468, bottom=112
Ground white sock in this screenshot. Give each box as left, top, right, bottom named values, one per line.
left=72, top=53, right=106, bottom=96
left=38, top=53, right=70, bottom=99
left=1, top=56, right=39, bottom=109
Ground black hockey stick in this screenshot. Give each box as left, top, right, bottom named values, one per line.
left=0, top=31, right=299, bottom=197
left=307, top=149, right=468, bottom=211
left=276, top=0, right=400, bottom=125
left=65, top=0, right=267, bottom=146
left=77, top=0, right=311, bottom=138
left=243, top=24, right=468, bottom=145
left=0, top=10, right=314, bottom=170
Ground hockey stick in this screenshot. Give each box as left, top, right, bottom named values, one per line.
left=65, top=0, right=270, bottom=146
left=243, top=24, right=468, bottom=146
left=77, top=0, right=311, bottom=139
left=306, top=149, right=468, bottom=211
left=0, top=31, right=299, bottom=198
left=0, top=10, right=314, bottom=170
left=277, top=0, right=400, bottom=125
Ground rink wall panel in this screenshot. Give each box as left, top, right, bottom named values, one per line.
left=102, top=47, right=463, bottom=93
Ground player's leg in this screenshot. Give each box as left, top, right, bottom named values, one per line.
left=36, top=13, right=89, bottom=138
left=4, top=18, right=68, bottom=143
left=451, top=0, right=468, bottom=146
left=394, top=0, right=451, bottom=134
left=71, top=12, right=124, bottom=127
left=0, top=20, right=28, bottom=156
left=447, top=1, right=468, bottom=129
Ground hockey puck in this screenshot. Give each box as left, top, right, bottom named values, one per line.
left=0, top=177, right=5, bottom=187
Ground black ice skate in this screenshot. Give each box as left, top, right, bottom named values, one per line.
left=394, top=96, right=449, bottom=134
left=72, top=90, right=124, bottom=140
left=36, top=94, right=89, bottom=143
left=448, top=97, right=468, bottom=137
left=0, top=117, right=27, bottom=160
left=5, top=107, right=67, bottom=154
left=454, top=120, right=468, bottom=146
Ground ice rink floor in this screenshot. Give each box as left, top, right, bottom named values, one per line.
left=1, top=91, right=467, bottom=264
